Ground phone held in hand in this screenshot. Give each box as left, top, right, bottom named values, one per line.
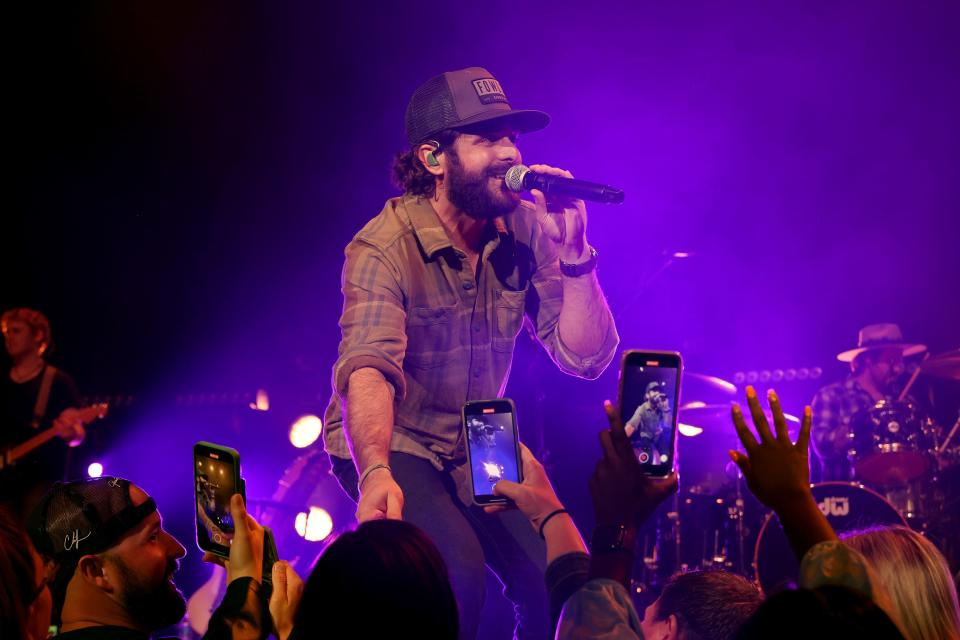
left=463, top=398, right=523, bottom=506
left=194, top=441, right=245, bottom=558
left=618, top=350, right=683, bottom=476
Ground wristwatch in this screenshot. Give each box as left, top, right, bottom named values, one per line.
left=559, top=246, right=598, bottom=277
left=590, top=524, right=637, bottom=554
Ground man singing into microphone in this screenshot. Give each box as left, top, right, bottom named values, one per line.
left=322, top=67, right=618, bottom=639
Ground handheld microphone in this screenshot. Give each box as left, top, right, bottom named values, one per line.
left=504, top=164, right=624, bottom=204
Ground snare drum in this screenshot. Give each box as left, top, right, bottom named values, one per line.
left=753, top=482, right=906, bottom=594
left=849, top=400, right=934, bottom=485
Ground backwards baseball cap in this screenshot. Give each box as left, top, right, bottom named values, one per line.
left=404, top=67, right=550, bottom=146
left=26, top=477, right=157, bottom=621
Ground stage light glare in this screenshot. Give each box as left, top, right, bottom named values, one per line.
left=294, top=507, right=333, bottom=542
left=87, top=462, right=104, bottom=478
left=249, top=388, right=270, bottom=411
left=289, top=415, right=323, bottom=448
left=678, top=423, right=703, bottom=437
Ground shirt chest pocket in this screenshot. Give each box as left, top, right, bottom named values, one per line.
left=493, top=288, right=527, bottom=352
left=404, top=305, right=458, bottom=369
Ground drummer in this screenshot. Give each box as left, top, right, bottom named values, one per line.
left=811, top=323, right=927, bottom=481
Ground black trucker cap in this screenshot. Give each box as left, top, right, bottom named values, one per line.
left=405, top=66, right=550, bottom=146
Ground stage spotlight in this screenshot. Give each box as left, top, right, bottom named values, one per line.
left=289, top=415, right=322, bottom=448
left=294, top=507, right=333, bottom=542
left=678, top=423, right=703, bottom=437
left=87, top=462, right=104, bottom=478
left=249, top=388, right=270, bottom=411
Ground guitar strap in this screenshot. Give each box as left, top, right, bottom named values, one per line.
left=31, top=365, right=58, bottom=429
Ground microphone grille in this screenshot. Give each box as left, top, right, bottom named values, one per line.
left=504, top=164, right=529, bottom=193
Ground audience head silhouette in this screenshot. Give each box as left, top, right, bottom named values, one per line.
left=640, top=569, right=763, bottom=640
left=294, top=519, right=458, bottom=639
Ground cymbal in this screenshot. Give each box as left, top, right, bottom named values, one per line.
left=919, top=349, right=960, bottom=381
left=684, top=372, right=738, bottom=395
left=678, top=402, right=800, bottom=438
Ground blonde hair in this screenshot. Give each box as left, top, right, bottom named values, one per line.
left=843, top=526, right=960, bottom=640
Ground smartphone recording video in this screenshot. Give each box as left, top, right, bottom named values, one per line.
left=463, top=399, right=522, bottom=505
left=194, top=441, right=243, bottom=557
left=618, top=350, right=683, bottom=476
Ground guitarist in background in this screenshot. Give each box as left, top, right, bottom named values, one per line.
left=0, top=308, right=86, bottom=519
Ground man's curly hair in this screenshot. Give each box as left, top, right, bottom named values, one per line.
left=391, top=129, right=460, bottom=197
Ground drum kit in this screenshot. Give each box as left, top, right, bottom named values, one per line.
left=634, top=349, right=960, bottom=596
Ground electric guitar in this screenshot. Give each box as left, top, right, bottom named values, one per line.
left=0, top=403, right=109, bottom=470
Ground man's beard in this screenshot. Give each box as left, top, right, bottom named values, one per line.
left=112, top=557, right=186, bottom=631
left=445, top=150, right=519, bottom=220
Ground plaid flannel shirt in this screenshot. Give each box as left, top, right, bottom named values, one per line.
left=323, top=194, right=619, bottom=470
left=810, top=377, right=891, bottom=481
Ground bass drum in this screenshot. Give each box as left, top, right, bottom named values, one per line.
left=753, top=482, right=907, bottom=595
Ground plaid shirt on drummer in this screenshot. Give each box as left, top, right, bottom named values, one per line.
left=811, top=377, right=881, bottom=481
left=323, top=194, right=619, bottom=470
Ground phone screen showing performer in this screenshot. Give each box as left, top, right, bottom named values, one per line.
left=618, top=350, right=683, bottom=476
left=194, top=441, right=243, bottom=558
left=463, top=399, right=523, bottom=505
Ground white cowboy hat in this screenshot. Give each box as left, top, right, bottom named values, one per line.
left=836, top=323, right=927, bottom=362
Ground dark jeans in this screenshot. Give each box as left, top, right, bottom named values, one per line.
left=332, top=453, right=549, bottom=640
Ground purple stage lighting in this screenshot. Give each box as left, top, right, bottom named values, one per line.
left=87, top=462, right=104, bottom=478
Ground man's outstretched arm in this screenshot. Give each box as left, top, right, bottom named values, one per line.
left=345, top=367, right=403, bottom=522
left=333, top=242, right=408, bottom=522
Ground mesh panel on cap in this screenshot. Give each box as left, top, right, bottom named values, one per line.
left=34, top=477, right=135, bottom=556
left=405, top=73, right=458, bottom=146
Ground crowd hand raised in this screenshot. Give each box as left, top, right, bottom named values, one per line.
left=202, top=494, right=264, bottom=585
left=591, top=401, right=678, bottom=529
left=485, top=443, right=565, bottom=532
left=729, top=386, right=813, bottom=511
left=53, top=408, right=85, bottom=446
left=356, top=469, right=404, bottom=522
left=269, top=560, right=303, bottom=640
left=528, top=164, right=589, bottom=261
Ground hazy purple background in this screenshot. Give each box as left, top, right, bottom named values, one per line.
left=7, top=1, right=959, bottom=634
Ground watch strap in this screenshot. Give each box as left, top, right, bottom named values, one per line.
left=559, top=246, right=598, bottom=277
left=590, top=524, right=637, bottom=554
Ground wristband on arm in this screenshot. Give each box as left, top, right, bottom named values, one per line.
left=539, top=508, right=570, bottom=540
left=358, top=462, right=392, bottom=492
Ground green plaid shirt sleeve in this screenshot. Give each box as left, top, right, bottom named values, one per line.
left=332, top=240, right=408, bottom=399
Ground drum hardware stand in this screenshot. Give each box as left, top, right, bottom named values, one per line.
left=732, top=469, right=747, bottom=575
left=937, top=413, right=960, bottom=454
left=641, top=531, right=659, bottom=572
left=667, top=493, right=682, bottom=572
left=897, top=352, right=930, bottom=402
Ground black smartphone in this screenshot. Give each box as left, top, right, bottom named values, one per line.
left=463, top=398, right=523, bottom=505
left=194, top=441, right=245, bottom=558
left=618, top=350, right=683, bottom=476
